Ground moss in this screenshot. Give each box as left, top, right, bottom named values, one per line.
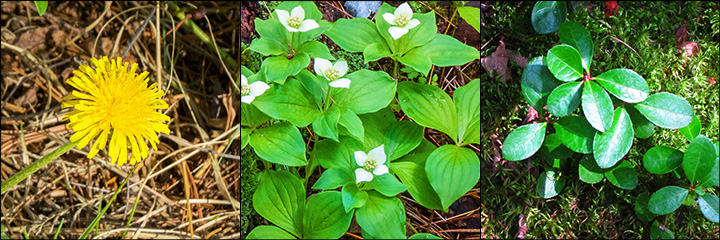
left=240, top=146, right=262, bottom=237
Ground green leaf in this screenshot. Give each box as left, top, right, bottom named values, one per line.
left=604, top=160, right=638, bottom=190
left=579, top=156, right=605, bottom=184
left=554, top=115, right=595, bottom=154
left=249, top=37, right=287, bottom=56
left=648, top=186, right=688, bottom=215
left=457, top=6, right=480, bottom=33
left=547, top=81, right=583, bottom=117
left=254, top=18, right=288, bottom=45
left=634, top=92, right=694, bottom=129
left=679, top=114, right=702, bottom=141
left=253, top=170, right=305, bottom=237
left=409, top=233, right=443, bottom=239
left=625, top=104, right=656, bottom=139
left=594, top=69, right=649, bottom=103
left=351, top=108, right=397, bottom=151
left=241, top=128, right=250, bottom=150
left=634, top=192, right=656, bottom=222
left=403, top=34, right=479, bottom=70
left=384, top=121, right=423, bottom=161
left=531, top=1, right=567, bottom=34
left=390, top=161, right=443, bottom=210
left=558, top=21, right=593, bottom=70
left=325, top=18, right=386, bottom=52
left=34, top=1, right=48, bottom=16
left=581, top=81, right=614, bottom=132
left=521, top=57, right=562, bottom=112
left=538, top=133, right=574, bottom=161
left=398, top=81, right=458, bottom=142
left=241, top=90, right=272, bottom=128
left=426, top=145, right=480, bottom=210
left=397, top=46, right=432, bottom=76
left=537, top=170, right=565, bottom=198
left=263, top=53, right=311, bottom=84
left=249, top=123, right=307, bottom=166
left=312, top=106, right=342, bottom=142
left=545, top=45, right=584, bottom=82
left=296, top=41, right=335, bottom=60
left=697, top=157, right=719, bottom=187
left=650, top=220, right=675, bottom=239
left=698, top=194, right=720, bottom=223
left=314, top=140, right=352, bottom=171
left=364, top=42, right=393, bottom=63
left=683, top=135, right=716, bottom=184
left=295, top=69, right=325, bottom=108
left=355, top=191, right=406, bottom=239
left=502, top=123, right=547, bottom=161
left=247, top=225, right=297, bottom=239
left=362, top=173, right=408, bottom=197
left=338, top=108, right=365, bottom=142
left=331, top=69, right=396, bottom=115
left=312, top=168, right=352, bottom=190
left=341, top=183, right=368, bottom=212
left=643, top=146, right=683, bottom=174
left=593, top=107, right=634, bottom=168
left=253, top=78, right=320, bottom=127
left=274, top=2, right=329, bottom=47
left=395, top=139, right=436, bottom=167
left=455, top=79, right=480, bottom=145
left=393, top=11, right=437, bottom=54
left=303, top=191, right=353, bottom=239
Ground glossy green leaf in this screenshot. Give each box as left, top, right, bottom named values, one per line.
left=249, top=37, right=287, bottom=56
left=247, top=225, right=297, bottom=239
left=537, top=170, right=565, bottom=198
left=538, top=133, right=574, bottom=161
left=554, top=116, right=595, bottom=154
left=679, top=114, right=702, bottom=141
left=364, top=42, right=393, bottom=63
left=355, top=191, right=406, bottom=239
left=250, top=123, right=307, bottom=166
left=455, top=79, right=480, bottom=145
left=341, top=183, right=368, bottom=212
left=558, top=21, right=593, bottom=70
left=314, top=140, right=352, bottom=171
left=502, top=123, right=547, bottom=161
left=263, top=53, right=311, bottom=84
left=331, top=70, right=396, bottom=115
left=579, top=156, right=605, bottom=184
left=384, top=121, right=423, bottom=161
left=635, top=192, right=656, bottom=222
left=390, top=161, right=443, bottom=210
left=698, top=194, right=720, bottom=223
left=604, top=160, right=638, bottom=190
left=683, top=135, right=716, bottom=184
left=643, top=146, right=683, bottom=174
left=697, top=157, right=719, bottom=187
left=547, top=81, right=583, bottom=117
left=594, top=69, right=649, bottom=103
left=457, top=7, right=480, bottom=33
left=254, top=78, right=320, bottom=127
left=426, top=145, right=480, bottom=211
left=362, top=173, right=409, bottom=197
left=324, top=18, right=385, bottom=52
left=303, top=191, right=353, bottom=239
left=338, top=108, right=365, bottom=142
left=625, top=104, right=656, bottom=139
left=409, top=233, right=443, bottom=239
left=312, top=106, right=342, bottom=142
left=521, top=57, right=562, bottom=112
left=253, top=170, right=305, bottom=237
left=649, top=186, right=688, bottom=215
left=545, top=45, right=584, bottom=82
left=650, top=220, right=675, bottom=239
left=531, top=1, right=567, bottom=34
left=582, top=81, right=614, bottom=132
left=312, top=168, right=352, bottom=190
left=634, top=92, right=693, bottom=129
left=398, top=81, right=457, bottom=142
left=593, top=107, right=634, bottom=168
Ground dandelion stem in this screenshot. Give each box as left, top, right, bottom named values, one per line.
left=1, top=141, right=78, bottom=194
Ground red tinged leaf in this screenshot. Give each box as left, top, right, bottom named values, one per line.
left=709, top=77, right=716, bottom=86
left=604, top=1, right=618, bottom=18
left=675, top=26, right=687, bottom=43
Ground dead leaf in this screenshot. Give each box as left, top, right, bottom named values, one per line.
left=481, top=40, right=528, bottom=82
left=14, top=84, right=39, bottom=107
left=675, top=25, right=687, bottom=43
left=680, top=41, right=699, bottom=61
left=516, top=214, right=528, bottom=239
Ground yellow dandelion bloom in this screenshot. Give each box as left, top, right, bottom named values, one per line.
left=61, top=56, right=170, bottom=166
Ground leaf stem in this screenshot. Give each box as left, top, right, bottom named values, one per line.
left=1, top=141, right=78, bottom=194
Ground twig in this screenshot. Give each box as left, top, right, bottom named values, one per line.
left=416, top=1, right=457, bottom=30
left=121, top=7, right=156, bottom=58
left=610, top=35, right=642, bottom=59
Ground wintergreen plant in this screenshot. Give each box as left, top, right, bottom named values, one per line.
left=242, top=1, right=479, bottom=239
left=531, top=1, right=567, bottom=34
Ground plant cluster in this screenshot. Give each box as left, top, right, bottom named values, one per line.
left=240, top=2, right=480, bottom=239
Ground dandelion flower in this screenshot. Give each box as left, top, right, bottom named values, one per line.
left=277, top=5, right=319, bottom=32
left=61, top=56, right=170, bottom=167
left=314, top=58, right=351, bottom=88
left=354, top=145, right=389, bottom=183
left=382, top=2, right=421, bottom=40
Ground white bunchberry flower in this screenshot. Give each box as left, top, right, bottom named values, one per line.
left=276, top=6, right=319, bottom=32
left=314, top=58, right=351, bottom=88
left=354, top=145, right=389, bottom=183
left=382, top=2, right=421, bottom=40
left=241, top=74, right=270, bottom=104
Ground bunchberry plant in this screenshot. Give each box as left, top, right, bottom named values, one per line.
left=242, top=1, right=480, bottom=239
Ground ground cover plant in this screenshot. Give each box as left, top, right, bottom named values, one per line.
left=481, top=1, right=719, bottom=239
left=241, top=1, right=480, bottom=239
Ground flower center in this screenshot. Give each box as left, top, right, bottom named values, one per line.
left=241, top=83, right=250, bottom=96
left=288, top=15, right=302, bottom=28
left=395, top=14, right=410, bottom=27
left=363, top=158, right=377, bottom=172
left=325, top=67, right=340, bottom=81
